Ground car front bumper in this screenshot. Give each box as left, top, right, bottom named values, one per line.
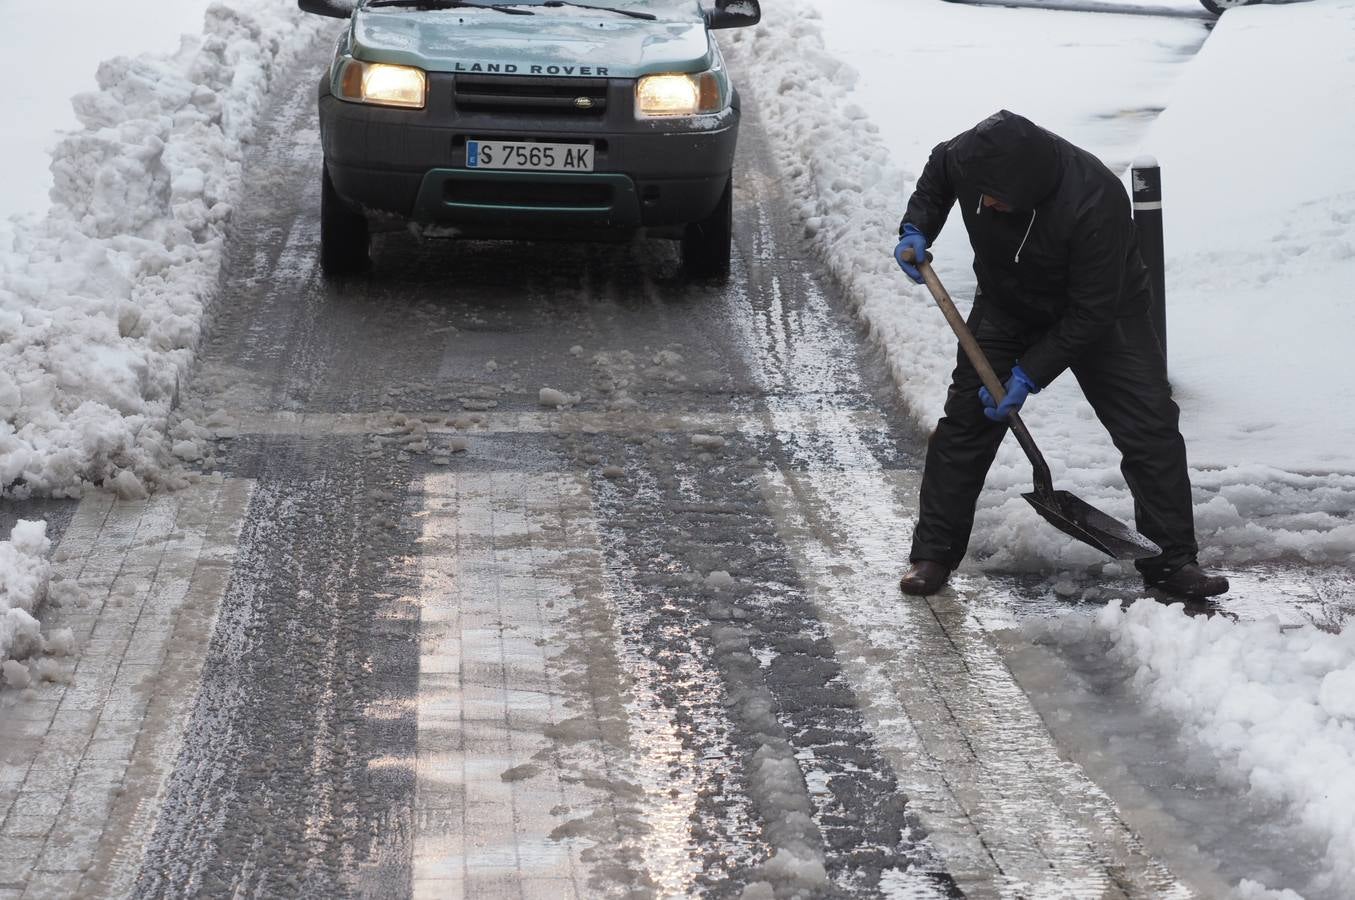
left=319, top=72, right=739, bottom=234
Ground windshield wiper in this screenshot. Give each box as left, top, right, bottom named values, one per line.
left=367, top=0, right=535, bottom=14
left=367, top=0, right=657, bottom=19
left=540, top=1, right=657, bottom=20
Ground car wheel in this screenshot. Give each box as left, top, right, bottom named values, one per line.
left=682, top=177, right=733, bottom=281
left=1199, top=0, right=1260, bottom=14
left=321, top=162, right=370, bottom=277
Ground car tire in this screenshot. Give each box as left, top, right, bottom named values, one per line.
left=682, top=177, right=733, bottom=281
left=321, top=163, right=370, bottom=277
left=1198, top=0, right=1260, bottom=14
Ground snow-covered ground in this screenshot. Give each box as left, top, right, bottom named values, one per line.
left=1033, top=601, right=1355, bottom=899
left=0, top=2, right=322, bottom=660
left=730, top=0, right=1355, bottom=894
left=0, top=520, right=51, bottom=679
left=730, top=0, right=1355, bottom=573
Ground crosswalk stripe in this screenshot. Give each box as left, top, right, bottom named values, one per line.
left=411, top=472, right=586, bottom=898
left=411, top=472, right=710, bottom=898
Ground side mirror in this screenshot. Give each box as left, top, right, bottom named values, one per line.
left=298, top=0, right=355, bottom=18
left=705, top=0, right=761, bottom=29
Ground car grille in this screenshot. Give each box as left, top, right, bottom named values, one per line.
left=446, top=179, right=613, bottom=209
left=452, top=75, right=609, bottom=116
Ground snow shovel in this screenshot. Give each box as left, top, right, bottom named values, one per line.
left=907, top=252, right=1162, bottom=561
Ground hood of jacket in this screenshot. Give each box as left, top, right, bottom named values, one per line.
left=954, top=110, right=1061, bottom=211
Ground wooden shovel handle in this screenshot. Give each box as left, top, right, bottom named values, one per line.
left=914, top=259, right=1008, bottom=405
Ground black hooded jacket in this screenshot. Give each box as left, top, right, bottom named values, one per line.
left=901, top=110, right=1153, bottom=388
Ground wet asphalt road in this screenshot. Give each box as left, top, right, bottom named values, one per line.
left=126, top=35, right=954, bottom=899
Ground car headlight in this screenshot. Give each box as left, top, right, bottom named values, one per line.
left=635, top=72, right=724, bottom=118
left=337, top=60, right=427, bottom=109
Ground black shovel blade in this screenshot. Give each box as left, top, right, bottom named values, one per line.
left=1023, top=489, right=1162, bottom=560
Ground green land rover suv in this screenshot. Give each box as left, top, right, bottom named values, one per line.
left=298, top=0, right=762, bottom=279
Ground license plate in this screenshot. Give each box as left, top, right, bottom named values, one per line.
left=465, top=140, right=594, bottom=172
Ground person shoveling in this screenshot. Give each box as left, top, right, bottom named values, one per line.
left=892, top=110, right=1228, bottom=602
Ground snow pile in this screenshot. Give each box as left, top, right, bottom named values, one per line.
left=691, top=434, right=727, bottom=452
left=1049, top=601, right=1355, bottom=897
left=0, top=1, right=321, bottom=497
left=1234, top=881, right=1306, bottom=900
left=709, top=623, right=829, bottom=900
left=705, top=569, right=736, bottom=590
left=0, top=521, right=52, bottom=663
left=727, top=0, right=1355, bottom=571
left=539, top=387, right=581, bottom=409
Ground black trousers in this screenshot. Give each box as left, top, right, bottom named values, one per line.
left=909, top=302, right=1198, bottom=579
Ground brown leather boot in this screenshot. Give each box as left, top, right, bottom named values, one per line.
left=899, top=560, right=951, bottom=597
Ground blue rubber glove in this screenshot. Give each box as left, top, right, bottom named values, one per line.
left=978, top=365, right=1041, bottom=422
left=893, top=224, right=928, bottom=284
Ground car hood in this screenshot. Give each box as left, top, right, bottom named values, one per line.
left=350, top=1, right=715, bottom=78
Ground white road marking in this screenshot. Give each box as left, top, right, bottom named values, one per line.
left=410, top=472, right=580, bottom=899
left=409, top=472, right=676, bottom=899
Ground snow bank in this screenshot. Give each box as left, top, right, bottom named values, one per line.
left=0, top=1, right=321, bottom=498
left=1040, top=601, right=1355, bottom=897
left=1, top=0, right=217, bottom=223
left=0, top=521, right=52, bottom=663
left=1133, top=0, right=1355, bottom=476
left=726, top=0, right=1355, bottom=571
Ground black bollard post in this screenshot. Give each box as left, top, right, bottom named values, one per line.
left=1132, top=156, right=1167, bottom=361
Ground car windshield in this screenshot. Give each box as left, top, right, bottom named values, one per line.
left=366, top=1, right=535, bottom=12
